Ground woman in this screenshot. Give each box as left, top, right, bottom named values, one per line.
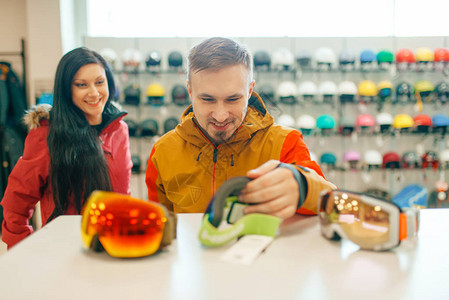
left=1, top=47, right=132, bottom=249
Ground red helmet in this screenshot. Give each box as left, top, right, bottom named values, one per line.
left=382, top=152, right=401, bottom=169
left=413, top=114, right=432, bottom=133
left=434, top=48, right=449, bottom=62
left=396, top=48, right=416, bottom=64
left=422, top=151, right=439, bottom=170
left=356, top=114, right=376, bottom=133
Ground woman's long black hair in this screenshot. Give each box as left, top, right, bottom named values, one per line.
left=47, top=47, right=117, bottom=223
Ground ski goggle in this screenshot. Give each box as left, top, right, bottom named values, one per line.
left=318, top=189, right=420, bottom=251
left=81, top=191, right=176, bottom=258
left=198, top=176, right=282, bottom=247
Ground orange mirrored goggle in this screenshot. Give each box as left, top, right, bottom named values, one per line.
left=318, top=189, right=419, bottom=251
left=81, top=191, right=176, bottom=258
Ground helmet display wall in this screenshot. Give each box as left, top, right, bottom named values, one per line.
left=86, top=36, right=449, bottom=202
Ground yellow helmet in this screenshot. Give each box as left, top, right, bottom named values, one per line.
left=358, top=80, right=377, bottom=97
left=146, top=83, right=165, bottom=97
left=393, top=114, right=414, bottom=129
left=414, top=80, right=434, bottom=97
left=146, top=83, right=165, bottom=106
left=415, top=47, right=434, bottom=62
left=377, top=80, right=393, bottom=98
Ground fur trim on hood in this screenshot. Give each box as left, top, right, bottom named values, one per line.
left=23, top=104, right=52, bottom=131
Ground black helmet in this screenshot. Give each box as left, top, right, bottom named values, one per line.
left=257, top=84, right=276, bottom=104
left=296, top=49, right=313, bottom=68
left=145, top=51, right=162, bottom=69
left=253, top=50, right=271, bottom=70
left=168, top=51, right=183, bottom=68
left=124, top=119, right=139, bottom=137
left=435, top=81, right=449, bottom=104
left=140, top=119, right=159, bottom=137
left=402, top=151, right=420, bottom=169
left=395, top=82, right=414, bottom=104
left=171, top=84, right=189, bottom=106
left=163, top=117, right=179, bottom=133
left=123, top=84, right=141, bottom=105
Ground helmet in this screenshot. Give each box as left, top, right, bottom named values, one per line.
left=37, top=92, right=54, bottom=106
left=415, top=47, right=434, bottom=62
left=393, top=114, right=414, bottom=130
left=339, top=49, right=356, bottom=70
left=168, top=51, right=183, bottom=68
left=163, top=117, right=179, bottom=133
left=253, top=50, right=271, bottom=70
left=376, top=112, right=393, bottom=133
left=382, top=152, right=401, bottom=169
left=171, top=84, right=189, bottom=106
left=421, top=151, right=439, bottom=170
left=414, top=80, right=435, bottom=99
left=356, top=114, right=376, bottom=134
left=413, top=114, right=432, bottom=133
left=338, top=81, right=358, bottom=103
left=395, top=48, right=415, bottom=68
left=440, top=149, right=449, bottom=169
left=146, top=83, right=165, bottom=106
left=122, top=48, right=142, bottom=70
left=364, top=150, right=382, bottom=168
left=314, top=47, right=337, bottom=70
left=277, top=81, right=298, bottom=104
left=395, top=82, right=414, bottom=104
left=360, top=49, right=377, bottom=65
left=277, top=114, right=296, bottom=128
left=296, top=50, right=313, bottom=68
left=123, top=84, right=141, bottom=105
left=434, top=48, right=449, bottom=62
left=318, top=81, right=338, bottom=104
left=310, top=151, right=318, bottom=162
left=358, top=80, right=377, bottom=102
left=272, top=48, right=294, bottom=70
left=402, top=151, right=420, bottom=169
left=124, top=119, right=139, bottom=137
left=320, top=153, right=337, bottom=167
left=258, top=84, right=276, bottom=104
left=140, top=119, right=159, bottom=137
left=145, top=51, right=162, bottom=69
left=131, top=155, right=141, bottom=174
left=298, top=81, right=317, bottom=102
left=377, top=81, right=393, bottom=99
left=377, top=49, right=394, bottom=67
left=297, top=115, right=315, bottom=135
left=338, top=115, right=356, bottom=136
left=316, top=114, right=336, bottom=129
left=434, top=81, right=449, bottom=104
left=343, top=150, right=361, bottom=170
left=432, top=114, right=449, bottom=134
left=99, top=48, right=118, bottom=70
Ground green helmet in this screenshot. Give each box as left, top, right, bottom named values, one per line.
left=377, top=50, right=394, bottom=63
left=316, top=114, right=336, bottom=129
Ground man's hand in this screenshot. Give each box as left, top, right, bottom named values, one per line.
left=239, top=160, right=300, bottom=219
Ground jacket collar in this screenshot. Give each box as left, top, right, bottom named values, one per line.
left=176, top=91, right=273, bottom=148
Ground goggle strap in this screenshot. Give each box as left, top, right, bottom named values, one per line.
left=161, top=211, right=177, bottom=247
left=399, top=213, right=408, bottom=241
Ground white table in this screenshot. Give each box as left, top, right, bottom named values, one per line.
left=0, top=209, right=448, bottom=300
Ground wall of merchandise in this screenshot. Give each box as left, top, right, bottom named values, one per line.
left=83, top=36, right=449, bottom=208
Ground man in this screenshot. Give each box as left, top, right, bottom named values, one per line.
left=145, top=37, right=336, bottom=219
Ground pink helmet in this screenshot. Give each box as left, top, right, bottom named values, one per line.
left=356, top=114, right=376, bottom=133
left=343, top=150, right=361, bottom=162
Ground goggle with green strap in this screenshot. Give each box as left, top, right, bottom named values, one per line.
left=198, top=176, right=282, bottom=247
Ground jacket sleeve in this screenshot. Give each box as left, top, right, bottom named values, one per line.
left=280, top=130, right=337, bottom=215
left=1, top=126, right=49, bottom=249
left=145, top=146, right=173, bottom=212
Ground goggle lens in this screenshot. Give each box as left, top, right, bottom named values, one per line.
left=320, top=191, right=395, bottom=249
left=81, top=192, right=168, bottom=257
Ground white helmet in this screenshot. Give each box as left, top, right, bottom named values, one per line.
left=364, top=150, right=383, bottom=166
left=272, top=48, right=295, bottom=70
left=122, top=48, right=143, bottom=70
left=277, top=114, right=296, bottom=128
left=376, top=112, right=393, bottom=133
left=315, top=47, right=337, bottom=69
left=297, top=114, right=316, bottom=129
left=99, top=48, right=118, bottom=70
left=440, top=149, right=449, bottom=169
left=298, top=81, right=318, bottom=101
left=338, top=81, right=358, bottom=103
left=309, top=151, right=318, bottom=162
left=277, top=81, right=298, bottom=104
left=318, top=81, right=338, bottom=103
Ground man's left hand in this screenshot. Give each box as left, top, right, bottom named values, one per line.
left=239, top=160, right=300, bottom=219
